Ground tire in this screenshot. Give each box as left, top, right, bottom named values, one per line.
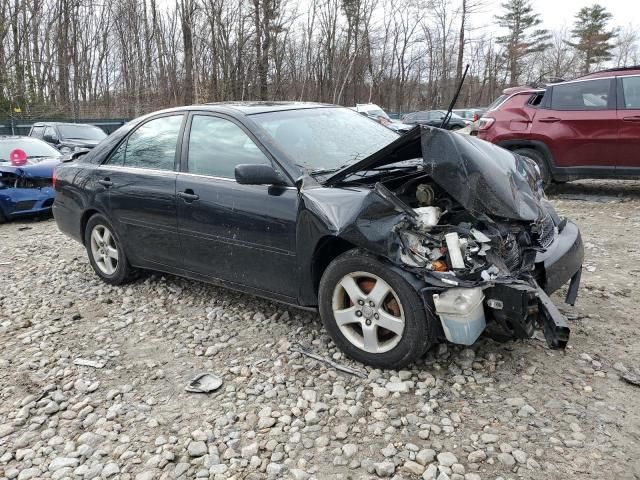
left=513, top=148, right=551, bottom=187
left=0, top=208, right=6, bottom=224
left=318, top=249, right=433, bottom=369
left=84, top=213, right=136, bottom=285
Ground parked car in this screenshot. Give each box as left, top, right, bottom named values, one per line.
left=53, top=103, right=583, bottom=368
left=29, top=122, right=107, bottom=154
left=477, top=66, right=640, bottom=185
left=354, top=103, right=413, bottom=133
left=0, top=136, right=61, bottom=222
left=452, top=108, right=485, bottom=122
left=402, top=110, right=469, bottom=130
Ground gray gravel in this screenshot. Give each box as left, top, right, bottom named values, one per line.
left=1, top=180, right=640, bottom=479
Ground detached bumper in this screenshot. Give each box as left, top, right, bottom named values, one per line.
left=535, top=220, right=584, bottom=296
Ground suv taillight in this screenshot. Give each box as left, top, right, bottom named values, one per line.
left=473, top=112, right=479, bottom=122
left=478, top=117, right=495, bottom=131
left=52, top=168, right=57, bottom=190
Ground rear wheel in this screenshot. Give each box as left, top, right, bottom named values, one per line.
left=319, top=249, right=433, bottom=369
left=513, top=148, right=551, bottom=187
left=84, top=214, right=136, bottom=285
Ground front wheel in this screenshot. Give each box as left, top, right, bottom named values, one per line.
left=318, top=250, right=433, bottom=369
left=84, top=214, right=136, bottom=285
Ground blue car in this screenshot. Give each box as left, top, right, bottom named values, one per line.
left=0, top=136, right=62, bottom=223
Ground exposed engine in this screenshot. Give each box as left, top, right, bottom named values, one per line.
left=376, top=179, right=548, bottom=286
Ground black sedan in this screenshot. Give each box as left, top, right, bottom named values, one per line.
left=53, top=102, right=583, bottom=368
left=401, top=110, right=469, bottom=130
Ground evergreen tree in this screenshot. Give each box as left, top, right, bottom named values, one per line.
left=496, top=0, right=551, bottom=86
left=566, top=4, right=617, bottom=74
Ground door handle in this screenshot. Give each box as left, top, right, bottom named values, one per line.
left=538, top=117, right=561, bottom=123
left=622, top=116, right=640, bottom=123
left=98, top=178, right=113, bottom=188
left=178, top=189, right=199, bottom=202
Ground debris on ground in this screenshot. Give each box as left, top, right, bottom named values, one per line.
left=185, top=373, right=223, bottom=393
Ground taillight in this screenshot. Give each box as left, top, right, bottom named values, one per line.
left=478, top=117, right=495, bottom=131
left=52, top=168, right=57, bottom=189
left=473, top=112, right=479, bottom=122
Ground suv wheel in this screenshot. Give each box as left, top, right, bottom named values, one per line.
left=319, top=249, right=433, bottom=369
left=513, top=148, right=551, bottom=187
left=84, top=214, right=136, bottom=285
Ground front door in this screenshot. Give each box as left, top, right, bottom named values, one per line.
left=176, top=113, right=299, bottom=300
left=617, top=75, right=640, bottom=169
left=533, top=78, right=617, bottom=168
left=99, top=114, right=185, bottom=270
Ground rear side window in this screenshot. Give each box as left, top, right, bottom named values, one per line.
left=551, top=79, right=611, bottom=110
left=30, top=126, right=44, bottom=138
left=106, top=115, right=183, bottom=170
left=621, top=76, right=640, bottom=109
left=186, top=115, right=270, bottom=178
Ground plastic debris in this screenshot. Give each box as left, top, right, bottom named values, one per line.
left=73, top=358, right=105, bottom=369
left=185, top=373, right=223, bottom=393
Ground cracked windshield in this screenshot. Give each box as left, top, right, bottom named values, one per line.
left=251, top=107, right=399, bottom=174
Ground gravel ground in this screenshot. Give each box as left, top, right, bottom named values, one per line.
left=1, top=180, right=639, bottom=480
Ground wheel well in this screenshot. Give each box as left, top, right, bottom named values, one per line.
left=499, top=140, right=553, bottom=165
left=80, top=209, right=100, bottom=245
left=311, top=237, right=356, bottom=294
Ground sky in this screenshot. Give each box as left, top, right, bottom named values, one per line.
left=475, top=0, right=640, bottom=33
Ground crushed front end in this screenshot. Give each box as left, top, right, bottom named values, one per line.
left=321, top=126, right=584, bottom=349
left=0, top=165, right=56, bottom=220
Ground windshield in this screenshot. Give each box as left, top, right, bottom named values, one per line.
left=363, top=108, right=390, bottom=120
left=0, top=138, right=62, bottom=162
left=251, top=107, right=399, bottom=172
left=58, top=124, right=107, bottom=141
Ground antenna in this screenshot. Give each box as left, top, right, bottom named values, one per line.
left=440, top=64, right=470, bottom=129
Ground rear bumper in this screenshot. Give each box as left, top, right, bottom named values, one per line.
left=535, top=219, right=584, bottom=295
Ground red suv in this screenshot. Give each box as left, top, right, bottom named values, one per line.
left=478, top=66, right=640, bottom=185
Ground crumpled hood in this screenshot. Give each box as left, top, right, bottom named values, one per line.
left=325, top=125, right=545, bottom=222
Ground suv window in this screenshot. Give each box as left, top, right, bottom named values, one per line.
left=621, top=76, right=640, bottom=109
left=186, top=115, right=270, bottom=178
left=107, top=115, right=183, bottom=170
left=551, top=79, right=611, bottom=110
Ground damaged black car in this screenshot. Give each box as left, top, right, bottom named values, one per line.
left=53, top=103, right=584, bottom=368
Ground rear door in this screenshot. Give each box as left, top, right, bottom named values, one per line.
left=616, top=75, right=640, bottom=168
left=176, top=113, right=299, bottom=300
left=98, top=113, right=184, bottom=270
left=532, top=78, right=617, bottom=168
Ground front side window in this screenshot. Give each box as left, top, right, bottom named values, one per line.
left=115, top=115, right=183, bottom=171
left=621, top=76, right=640, bottom=109
left=551, top=79, right=611, bottom=110
left=187, top=115, right=270, bottom=178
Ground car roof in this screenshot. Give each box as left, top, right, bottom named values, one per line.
left=203, top=101, right=336, bottom=115
left=575, top=65, right=640, bottom=80
left=0, top=135, right=32, bottom=141
left=31, top=121, right=101, bottom=127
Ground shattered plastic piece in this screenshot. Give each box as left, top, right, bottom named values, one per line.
left=471, top=228, right=491, bottom=243
left=445, top=232, right=465, bottom=269
left=185, top=373, right=223, bottom=393
left=414, top=206, right=441, bottom=229
left=480, top=265, right=500, bottom=281
left=73, top=358, right=105, bottom=369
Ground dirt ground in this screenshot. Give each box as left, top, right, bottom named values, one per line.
left=0, top=180, right=639, bottom=480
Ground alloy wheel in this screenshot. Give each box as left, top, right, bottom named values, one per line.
left=331, top=271, right=405, bottom=354
left=90, top=224, right=119, bottom=275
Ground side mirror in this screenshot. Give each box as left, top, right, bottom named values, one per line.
left=235, top=164, right=287, bottom=186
